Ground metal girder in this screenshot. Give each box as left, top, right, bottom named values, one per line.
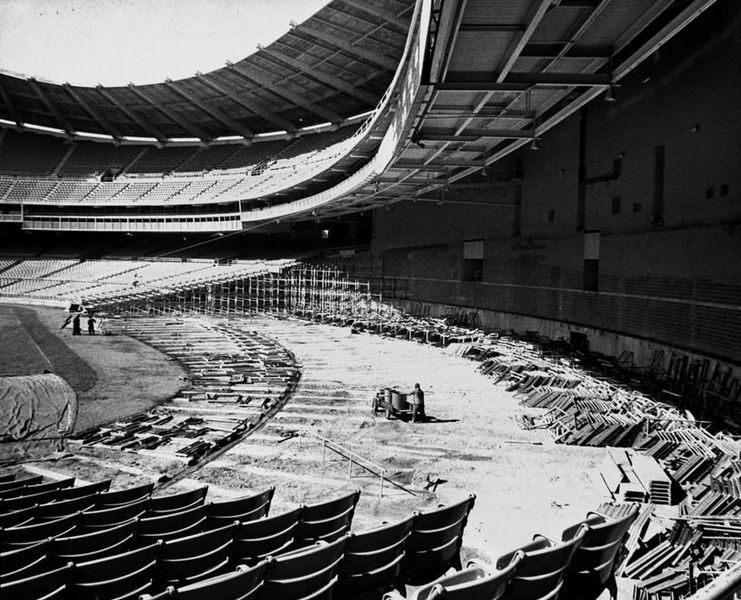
left=427, top=105, right=534, bottom=119
left=428, top=0, right=469, bottom=82
left=28, top=79, right=73, bottom=135
left=95, top=86, right=167, bottom=143
left=259, top=46, right=378, bottom=105
left=296, top=22, right=398, bottom=71
left=437, top=72, right=611, bottom=91
left=226, top=63, right=343, bottom=124
left=0, top=78, right=22, bottom=126
left=127, top=85, right=211, bottom=142
left=521, top=43, right=612, bottom=58
left=458, top=23, right=525, bottom=32
left=165, top=81, right=253, bottom=140
left=613, top=0, right=721, bottom=82
left=496, top=0, right=553, bottom=83
left=340, top=0, right=409, bottom=29
left=197, top=74, right=297, bottom=133
left=418, top=127, right=536, bottom=141
left=394, top=159, right=485, bottom=168
left=63, top=84, right=122, bottom=140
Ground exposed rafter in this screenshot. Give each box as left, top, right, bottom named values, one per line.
left=496, top=0, right=553, bottom=83
left=63, top=85, right=122, bottom=140
left=226, top=63, right=343, bottom=124
left=295, top=22, right=398, bottom=70
left=340, top=0, right=409, bottom=29
left=258, top=46, right=378, bottom=105
left=165, top=81, right=253, bottom=141
left=418, top=128, right=536, bottom=141
left=127, top=85, right=211, bottom=143
left=197, top=74, right=297, bottom=133
left=95, top=86, right=167, bottom=143
left=437, top=73, right=612, bottom=91
left=28, top=79, right=73, bottom=135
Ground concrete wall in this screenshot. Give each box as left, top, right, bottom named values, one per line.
left=371, top=0, right=741, bottom=366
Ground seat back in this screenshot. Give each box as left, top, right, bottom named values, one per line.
left=0, top=504, right=37, bottom=528
left=420, top=561, right=519, bottom=600
left=36, top=494, right=97, bottom=520
left=0, top=489, right=58, bottom=513
left=560, top=506, right=639, bottom=600
left=0, top=563, right=71, bottom=600
left=0, top=478, right=75, bottom=500
left=156, top=523, right=235, bottom=587
left=293, top=490, right=360, bottom=548
left=78, top=497, right=149, bottom=530
left=1, top=513, right=78, bottom=548
left=137, top=505, right=206, bottom=541
left=0, top=541, right=49, bottom=582
left=402, top=495, right=476, bottom=585
left=96, top=482, right=153, bottom=508
left=55, top=480, right=111, bottom=501
left=49, top=519, right=137, bottom=562
left=206, top=488, right=274, bottom=524
left=497, top=528, right=587, bottom=600
left=68, top=543, right=158, bottom=600
left=149, top=487, right=208, bottom=515
left=263, top=536, right=347, bottom=600
left=233, top=508, right=302, bottom=564
left=337, top=516, right=414, bottom=598
left=0, top=475, right=43, bottom=493
left=174, top=561, right=268, bottom=600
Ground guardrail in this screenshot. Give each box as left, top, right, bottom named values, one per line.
left=298, top=431, right=416, bottom=497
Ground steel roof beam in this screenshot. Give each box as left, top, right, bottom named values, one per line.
left=0, top=78, right=23, bottom=126
left=165, top=81, right=253, bottom=141
left=521, top=43, right=612, bottom=58
left=340, top=0, right=409, bottom=29
left=95, top=86, right=167, bottom=144
left=259, top=46, right=378, bottom=105
left=226, top=63, right=343, bottom=124
left=296, top=22, right=398, bottom=70
left=28, top=78, right=73, bottom=135
left=426, top=106, right=535, bottom=119
left=197, top=74, right=297, bottom=133
left=437, top=72, right=612, bottom=91
left=127, top=85, right=211, bottom=143
left=459, top=23, right=525, bottom=32
left=418, top=128, right=536, bottom=141
left=63, top=84, right=122, bottom=140
left=496, top=0, right=553, bottom=83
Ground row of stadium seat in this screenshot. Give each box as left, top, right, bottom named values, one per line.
left=0, top=478, right=637, bottom=600
left=0, top=126, right=359, bottom=180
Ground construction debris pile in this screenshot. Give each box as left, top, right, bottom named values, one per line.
left=70, top=319, right=300, bottom=468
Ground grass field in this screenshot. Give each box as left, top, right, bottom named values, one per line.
left=0, top=304, right=187, bottom=432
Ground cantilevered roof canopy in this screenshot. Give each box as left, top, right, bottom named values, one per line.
left=0, top=0, right=414, bottom=143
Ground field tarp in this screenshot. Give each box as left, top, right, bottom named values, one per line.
left=0, top=373, right=76, bottom=442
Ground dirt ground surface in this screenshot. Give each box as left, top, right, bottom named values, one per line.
left=0, top=305, right=187, bottom=433
left=8, top=315, right=611, bottom=572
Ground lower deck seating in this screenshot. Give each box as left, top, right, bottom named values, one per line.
left=0, top=473, right=637, bottom=600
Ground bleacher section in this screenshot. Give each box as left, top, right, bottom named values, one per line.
left=0, top=258, right=298, bottom=303
left=0, top=124, right=361, bottom=206
left=0, top=472, right=636, bottom=600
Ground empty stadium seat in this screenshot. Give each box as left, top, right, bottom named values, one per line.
left=292, top=490, right=360, bottom=548
left=137, top=505, right=206, bottom=542
left=0, top=513, right=78, bottom=549
left=559, top=505, right=639, bottom=600
left=400, top=495, right=476, bottom=586
left=155, top=522, right=234, bottom=588
left=149, top=487, right=208, bottom=515
left=337, top=516, right=414, bottom=599
left=48, top=519, right=138, bottom=564
left=68, top=542, right=159, bottom=600
left=0, top=563, right=71, bottom=600
left=96, top=482, right=154, bottom=508
left=55, top=480, right=111, bottom=501
left=232, top=508, right=302, bottom=565
left=78, top=498, right=150, bottom=530
left=0, top=541, right=49, bottom=582
left=205, top=488, right=274, bottom=525
left=262, top=536, right=347, bottom=600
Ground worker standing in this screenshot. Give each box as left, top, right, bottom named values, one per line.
left=411, top=383, right=425, bottom=422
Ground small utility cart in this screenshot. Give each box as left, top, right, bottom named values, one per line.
left=372, top=387, right=417, bottom=421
